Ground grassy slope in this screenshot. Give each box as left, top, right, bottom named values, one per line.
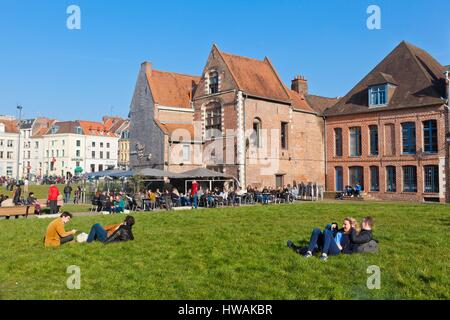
left=1, top=184, right=72, bottom=200
left=1, top=184, right=91, bottom=213
left=0, top=202, right=449, bottom=300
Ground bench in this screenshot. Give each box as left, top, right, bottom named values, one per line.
left=0, top=199, right=48, bottom=220
left=0, top=205, right=37, bottom=219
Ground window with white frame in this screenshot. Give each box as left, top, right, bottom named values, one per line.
left=209, top=71, right=219, bottom=94
left=205, top=102, right=222, bottom=139
left=369, top=84, right=387, bottom=106
left=183, top=145, right=190, bottom=162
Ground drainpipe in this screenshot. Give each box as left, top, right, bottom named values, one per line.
left=323, top=115, right=327, bottom=191
left=236, top=91, right=246, bottom=188
left=444, top=71, right=450, bottom=202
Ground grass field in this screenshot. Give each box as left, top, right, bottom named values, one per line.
left=1, top=184, right=77, bottom=200
left=0, top=201, right=449, bottom=300
left=1, top=183, right=91, bottom=213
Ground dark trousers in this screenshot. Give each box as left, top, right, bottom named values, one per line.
left=60, top=235, right=74, bottom=245
left=164, top=195, right=172, bottom=210
left=307, top=228, right=341, bottom=256
left=49, top=200, right=58, bottom=214
left=87, top=224, right=108, bottom=243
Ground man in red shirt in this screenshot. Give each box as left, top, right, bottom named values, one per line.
left=48, top=184, right=60, bottom=215
left=192, top=180, right=198, bottom=209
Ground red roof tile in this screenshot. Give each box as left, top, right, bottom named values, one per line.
left=0, top=119, right=19, bottom=133
left=218, top=49, right=291, bottom=102
left=146, top=70, right=200, bottom=109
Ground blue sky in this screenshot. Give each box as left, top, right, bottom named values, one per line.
left=0, top=0, right=449, bottom=121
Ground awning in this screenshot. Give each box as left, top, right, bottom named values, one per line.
left=86, top=170, right=127, bottom=178
left=74, top=166, right=83, bottom=173
left=133, top=168, right=188, bottom=179
left=182, top=168, right=233, bottom=179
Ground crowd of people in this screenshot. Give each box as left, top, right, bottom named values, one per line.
left=89, top=180, right=326, bottom=213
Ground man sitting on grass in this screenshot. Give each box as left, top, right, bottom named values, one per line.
left=350, top=216, right=377, bottom=253
left=44, top=212, right=77, bottom=247
left=288, top=217, right=355, bottom=261
left=86, top=215, right=135, bottom=244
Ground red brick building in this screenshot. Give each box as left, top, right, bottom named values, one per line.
left=130, top=45, right=331, bottom=188
left=324, top=41, right=449, bottom=202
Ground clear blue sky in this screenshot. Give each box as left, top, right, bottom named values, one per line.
left=0, top=0, right=449, bottom=121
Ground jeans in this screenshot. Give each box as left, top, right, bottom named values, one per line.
left=112, top=207, right=124, bottom=213
left=307, top=228, right=341, bottom=256
left=193, top=194, right=198, bottom=209
left=87, top=224, right=108, bottom=243
left=64, top=193, right=70, bottom=203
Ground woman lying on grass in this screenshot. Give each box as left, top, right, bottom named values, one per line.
left=86, top=215, right=135, bottom=244
left=287, top=216, right=377, bottom=260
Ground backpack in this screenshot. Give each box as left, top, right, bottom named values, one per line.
left=354, top=240, right=379, bottom=253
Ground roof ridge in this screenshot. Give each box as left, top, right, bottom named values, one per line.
left=307, top=94, right=340, bottom=100
left=402, top=41, right=435, bottom=83
left=153, top=69, right=201, bottom=79
left=263, top=57, right=291, bottom=101
left=215, top=46, right=243, bottom=90
left=219, top=50, right=264, bottom=63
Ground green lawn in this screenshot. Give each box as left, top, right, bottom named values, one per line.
left=1, top=184, right=78, bottom=200
left=2, top=183, right=91, bottom=213
left=0, top=202, right=449, bottom=300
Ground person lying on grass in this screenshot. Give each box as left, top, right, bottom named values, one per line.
left=86, top=215, right=135, bottom=244
left=287, top=217, right=355, bottom=261
left=44, top=212, right=77, bottom=247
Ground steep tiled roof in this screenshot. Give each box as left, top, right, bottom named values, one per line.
left=78, top=121, right=117, bottom=137
left=146, top=70, right=200, bottom=109
left=286, top=87, right=316, bottom=113
left=325, top=41, right=447, bottom=116
left=218, top=49, right=291, bottom=103
left=0, top=119, right=19, bottom=133
left=306, top=95, right=341, bottom=115
left=46, top=121, right=81, bottom=135
left=33, top=127, right=50, bottom=137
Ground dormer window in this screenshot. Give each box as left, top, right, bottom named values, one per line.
left=209, top=71, right=219, bottom=94
left=51, top=125, right=59, bottom=134
left=76, top=127, right=82, bottom=135
left=369, top=84, right=387, bottom=107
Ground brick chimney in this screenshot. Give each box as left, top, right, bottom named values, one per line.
left=141, top=61, right=152, bottom=76
left=291, top=75, right=308, bottom=95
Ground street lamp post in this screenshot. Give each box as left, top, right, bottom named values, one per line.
left=16, top=105, right=23, bottom=181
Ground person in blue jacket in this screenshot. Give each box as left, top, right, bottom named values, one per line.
left=288, top=217, right=355, bottom=261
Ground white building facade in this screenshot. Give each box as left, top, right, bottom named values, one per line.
left=0, top=116, right=19, bottom=178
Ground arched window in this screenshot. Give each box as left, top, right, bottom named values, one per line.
left=205, top=102, right=221, bottom=139
left=209, top=71, right=219, bottom=94
left=252, top=118, right=262, bottom=148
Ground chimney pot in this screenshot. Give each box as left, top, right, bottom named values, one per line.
left=291, top=75, right=308, bottom=95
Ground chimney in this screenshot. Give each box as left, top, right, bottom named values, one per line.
left=141, top=61, right=152, bottom=76
left=291, top=75, right=308, bottom=95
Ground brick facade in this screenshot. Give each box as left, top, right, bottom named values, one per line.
left=326, top=105, right=447, bottom=202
